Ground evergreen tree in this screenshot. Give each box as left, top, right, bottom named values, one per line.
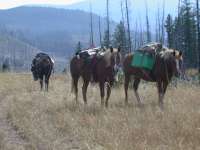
left=196, top=0, right=200, bottom=74
left=182, top=0, right=197, bottom=67
left=112, top=21, right=127, bottom=56
left=75, top=41, right=82, bottom=54
left=165, top=0, right=197, bottom=67
left=103, top=30, right=110, bottom=48
left=165, top=14, right=174, bottom=48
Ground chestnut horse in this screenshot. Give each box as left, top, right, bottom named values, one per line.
left=70, top=47, right=122, bottom=107
left=123, top=49, right=183, bottom=109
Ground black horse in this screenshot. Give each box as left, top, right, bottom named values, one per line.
left=31, top=53, right=54, bottom=91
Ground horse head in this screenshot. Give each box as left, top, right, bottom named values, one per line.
left=31, top=58, right=39, bottom=81
left=173, top=50, right=183, bottom=77
left=160, top=49, right=183, bottom=78
left=109, top=46, right=122, bottom=80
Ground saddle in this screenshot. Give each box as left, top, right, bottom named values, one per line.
left=76, top=47, right=107, bottom=82
left=139, top=42, right=163, bottom=54
left=77, top=47, right=105, bottom=63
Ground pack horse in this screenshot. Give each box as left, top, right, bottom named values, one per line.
left=70, top=47, right=122, bottom=107
left=123, top=43, right=183, bottom=109
left=31, top=53, right=54, bottom=91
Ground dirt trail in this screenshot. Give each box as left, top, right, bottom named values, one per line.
left=0, top=96, right=30, bottom=150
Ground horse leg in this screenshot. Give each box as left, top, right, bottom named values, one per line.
left=157, top=81, right=164, bottom=110
left=82, top=79, right=89, bottom=105
left=45, top=75, right=50, bottom=92
left=133, top=78, right=142, bottom=106
left=73, top=76, right=79, bottom=103
left=160, top=81, right=169, bottom=108
left=99, top=82, right=105, bottom=107
left=105, top=82, right=111, bottom=108
left=124, top=74, right=130, bottom=105
left=40, top=76, right=44, bottom=91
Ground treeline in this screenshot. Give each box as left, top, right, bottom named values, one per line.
left=165, top=0, right=199, bottom=68
left=108, top=0, right=200, bottom=70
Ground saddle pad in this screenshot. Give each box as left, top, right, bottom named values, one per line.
left=131, top=51, right=155, bottom=70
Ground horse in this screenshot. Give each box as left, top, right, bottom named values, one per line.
left=70, top=47, right=122, bottom=107
left=123, top=49, right=183, bottom=109
left=31, top=53, right=54, bottom=91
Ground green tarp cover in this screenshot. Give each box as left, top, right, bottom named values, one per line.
left=131, top=51, right=155, bottom=70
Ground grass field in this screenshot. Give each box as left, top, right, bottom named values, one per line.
left=0, top=73, right=200, bottom=150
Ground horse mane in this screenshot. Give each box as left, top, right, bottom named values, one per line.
left=159, top=48, right=180, bottom=59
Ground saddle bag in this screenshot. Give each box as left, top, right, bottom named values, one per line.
left=131, top=51, right=155, bottom=70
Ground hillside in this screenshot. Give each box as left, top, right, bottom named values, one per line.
left=64, top=0, right=178, bottom=22
left=0, top=31, right=40, bottom=71
left=0, top=7, right=112, bottom=56
left=0, top=30, right=67, bottom=72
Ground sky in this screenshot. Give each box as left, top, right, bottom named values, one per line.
left=0, top=0, right=84, bottom=9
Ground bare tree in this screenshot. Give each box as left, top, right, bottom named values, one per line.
left=145, top=0, right=151, bottom=42
left=89, top=2, right=94, bottom=48
left=155, top=12, right=159, bottom=42
left=120, top=1, right=127, bottom=50
left=125, top=0, right=132, bottom=52
left=161, top=0, right=166, bottom=44
left=139, top=16, right=144, bottom=46
left=134, top=21, right=138, bottom=50
left=98, top=16, right=102, bottom=47
left=106, top=0, right=110, bottom=47
left=157, top=7, right=161, bottom=43
left=121, top=1, right=125, bottom=26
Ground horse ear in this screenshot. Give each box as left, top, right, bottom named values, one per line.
left=173, top=50, right=176, bottom=56
left=158, top=43, right=163, bottom=49
left=118, top=46, right=121, bottom=52
left=110, top=46, right=113, bottom=53
left=179, top=51, right=183, bottom=57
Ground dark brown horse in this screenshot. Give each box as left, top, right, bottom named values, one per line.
left=123, top=49, right=183, bottom=109
left=70, top=47, right=122, bottom=107
left=31, top=53, right=54, bottom=91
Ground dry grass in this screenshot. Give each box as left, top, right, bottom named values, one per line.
left=0, top=73, right=200, bottom=150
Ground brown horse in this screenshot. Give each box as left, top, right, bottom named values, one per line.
left=123, top=49, right=183, bottom=109
left=70, top=47, right=122, bottom=107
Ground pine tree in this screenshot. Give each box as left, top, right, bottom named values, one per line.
left=75, top=41, right=82, bottom=54
left=165, top=14, right=174, bottom=48
left=196, top=0, right=200, bottom=74
left=112, top=21, right=127, bottom=56
left=182, top=0, right=197, bottom=67
left=165, top=0, right=198, bottom=67
left=103, top=30, right=110, bottom=48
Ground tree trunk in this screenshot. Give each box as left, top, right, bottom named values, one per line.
left=89, top=2, right=94, bottom=48
left=196, top=0, right=200, bottom=77
left=125, top=0, right=132, bottom=52
left=106, top=0, right=110, bottom=48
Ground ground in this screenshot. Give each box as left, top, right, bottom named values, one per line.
left=0, top=73, right=200, bottom=150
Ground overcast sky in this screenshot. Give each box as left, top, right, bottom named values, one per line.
left=0, top=0, right=84, bottom=9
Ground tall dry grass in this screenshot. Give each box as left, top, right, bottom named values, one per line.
left=0, top=73, right=200, bottom=150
